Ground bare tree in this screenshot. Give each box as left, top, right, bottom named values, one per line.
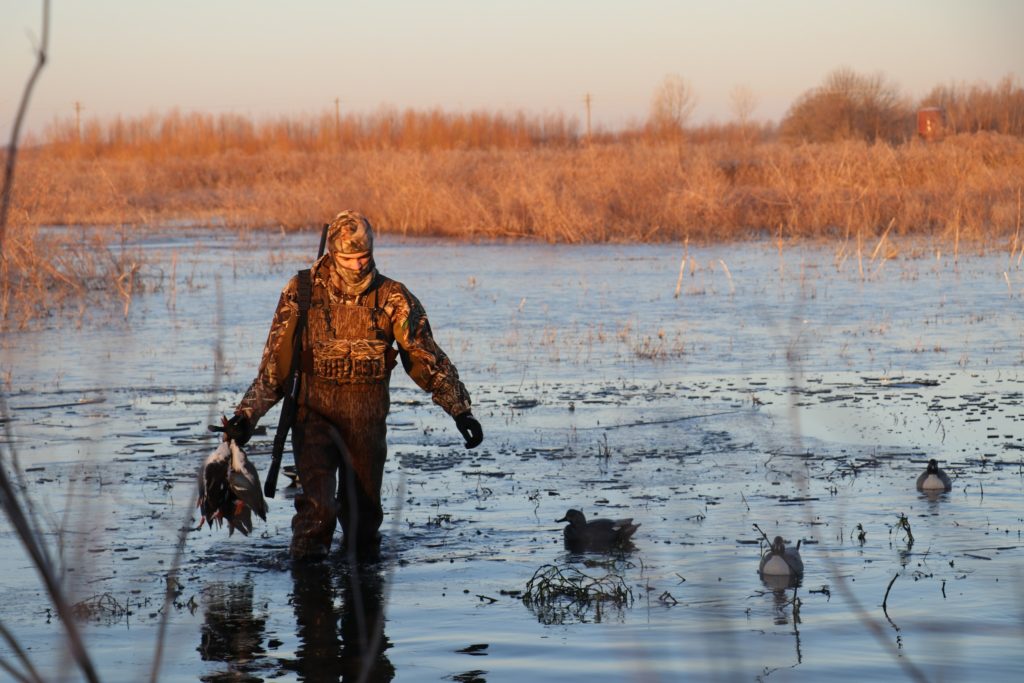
left=780, top=67, right=910, bottom=143
left=921, top=74, right=1024, bottom=136
left=649, top=73, right=698, bottom=138
left=729, top=84, right=758, bottom=126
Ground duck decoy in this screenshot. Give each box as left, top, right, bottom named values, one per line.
left=197, top=438, right=267, bottom=536
left=916, top=458, right=952, bottom=493
left=758, top=536, right=804, bottom=577
left=556, top=508, right=640, bottom=551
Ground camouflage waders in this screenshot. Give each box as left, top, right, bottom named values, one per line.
left=236, top=212, right=474, bottom=561
left=289, top=282, right=396, bottom=557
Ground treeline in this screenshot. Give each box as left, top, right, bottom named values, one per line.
left=780, top=71, right=1024, bottom=143
left=28, top=71, right=1024, bottom=157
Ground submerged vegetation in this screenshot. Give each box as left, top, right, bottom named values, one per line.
left=523, top=561, right=634, bottom=625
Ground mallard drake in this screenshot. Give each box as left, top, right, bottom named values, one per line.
left=556, top=508, right=640, bottom=551
left=916, top=458, right=953, bottom=493
left=197, top=439, right=267, bottom=536
left=759, top=536, right=804, bottom=577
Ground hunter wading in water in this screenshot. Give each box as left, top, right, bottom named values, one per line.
left=224, top=211, right=483, bottom=560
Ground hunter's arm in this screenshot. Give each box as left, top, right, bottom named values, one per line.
left=389, top=283, right=472, bottom=417
left=236, top=277, right=300, bottom=424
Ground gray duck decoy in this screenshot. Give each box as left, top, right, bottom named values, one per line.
left=758, top=536, right=804, bottom=578
left=556, top=508, right=640, bottom=551
left=916, top=458, right=952, bottom=493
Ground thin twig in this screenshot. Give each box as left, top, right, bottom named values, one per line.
left=0, top=0, right=49, bottom=249
left=882, top=572, right=899, bottom=612
left=0, top=621, right=44, bottom=683
left=149, top=274, right=226, bottom=683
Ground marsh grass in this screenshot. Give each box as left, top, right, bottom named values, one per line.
left=10, top=130, right=1024, bottom=245
left=4, top=118, right=1024, bottom=326
left=0, top=221, right=147, bottom=330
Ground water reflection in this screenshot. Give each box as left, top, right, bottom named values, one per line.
left=281, top=560, right=395, bottom=682
left=198, top=577, right=269, bottom=682
left=759, top=578, right=803, bottom=673
left=197, top=563, right=394, bottom=682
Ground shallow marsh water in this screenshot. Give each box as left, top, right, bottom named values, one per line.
left=1, top=231, right=1023, bottom=682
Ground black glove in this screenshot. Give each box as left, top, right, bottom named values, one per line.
left=454, top=412, right=483, bottom=449
left=209, top=413, right=253, bottom=446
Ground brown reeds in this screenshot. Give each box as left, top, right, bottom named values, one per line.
left=10, top=127, right=1024, bottom=245
left=0, top=221, right=145, bottom=330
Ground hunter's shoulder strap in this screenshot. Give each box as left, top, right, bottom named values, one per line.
left=295, top=268, right=312, bottom=315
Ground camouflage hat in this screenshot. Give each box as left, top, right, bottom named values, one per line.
left=327, top=211, right=374, bottom=255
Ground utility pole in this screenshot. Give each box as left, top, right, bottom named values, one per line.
left=583, top=92, right=592, bottom=143
left=73, top=100, right=83, bottom=143
left=334, top=97, right=341, bottom=144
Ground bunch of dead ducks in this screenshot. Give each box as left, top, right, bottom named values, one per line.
left=197, top=437, right=268, bottom=536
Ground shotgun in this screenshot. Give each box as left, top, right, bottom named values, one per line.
left=264, top=223, right=329, bottom=497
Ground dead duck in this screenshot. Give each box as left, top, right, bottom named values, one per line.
left=556, top=508, right=640, bottom=551
left=197, top=439, right=267, bottom=536
left=228, top=439, right=268, bottom=523
left=916, top=458, right=953, bottom=493
left=198, top=441, right=233, bottom=530
left=759, top=536, right=804, bottom=578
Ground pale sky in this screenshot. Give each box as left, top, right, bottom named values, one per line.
left=2, top=0, right=1021, bottom=140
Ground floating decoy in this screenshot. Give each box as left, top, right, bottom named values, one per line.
left=556, top=508, right=640, bottom=551
left=197, top=439, right=267, bottom=536
left=916, top=458, right=953, bottom=493
left=759, top=536, right=804, bottom=577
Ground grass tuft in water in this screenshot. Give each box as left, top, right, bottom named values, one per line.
left=522, top=562, right=633, bottom=625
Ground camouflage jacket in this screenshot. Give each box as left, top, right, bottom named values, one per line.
left=236, top=258, right=472, bottom=424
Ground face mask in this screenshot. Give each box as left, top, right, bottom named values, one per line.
left=333, top=256, right=376, bottom=295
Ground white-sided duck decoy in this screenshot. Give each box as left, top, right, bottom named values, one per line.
left=197, top=439, right=267, bottom=536
left=556, top=508, right=640, bottom=551
left=916, top=458, right=953, bottom=493
left=759, top=536, right=804, bottom=577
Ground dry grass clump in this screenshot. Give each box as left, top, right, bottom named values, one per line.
left=0, top=218, right=143, bottom=330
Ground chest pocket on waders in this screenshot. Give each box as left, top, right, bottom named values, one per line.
left=312, top=338, right=390, bottom=384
